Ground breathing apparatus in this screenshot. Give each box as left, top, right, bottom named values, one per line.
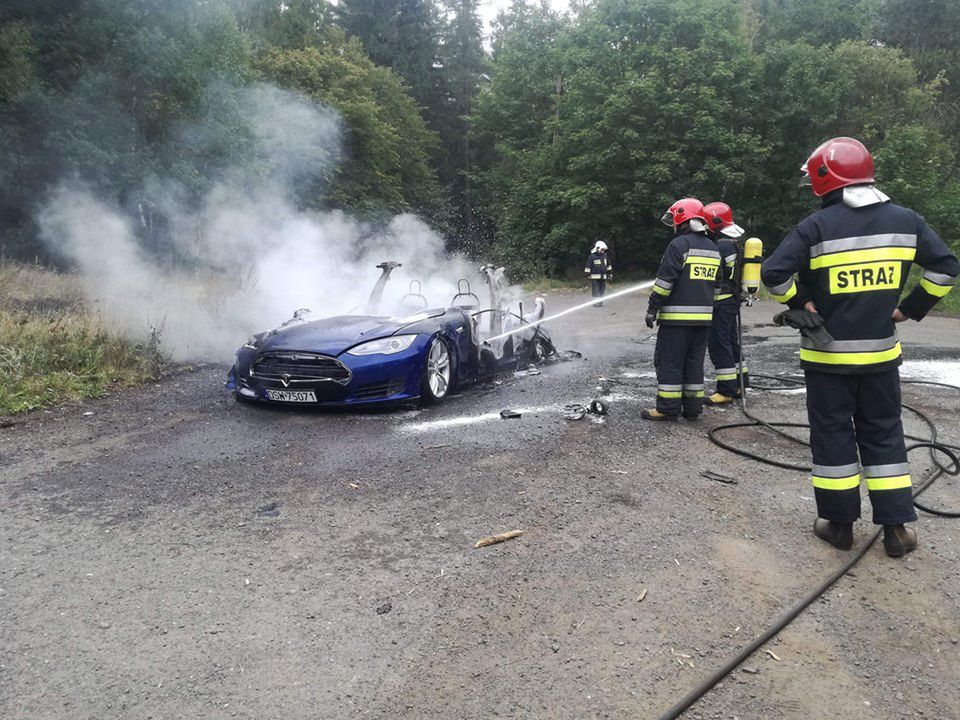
left=737, top=237, right=763, bottom=303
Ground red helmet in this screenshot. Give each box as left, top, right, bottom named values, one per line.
left=703, top=201, right=745, bottom=238
left=661, top=198, right=706, bottom=227
left=801, top=137, right=875, bottom=196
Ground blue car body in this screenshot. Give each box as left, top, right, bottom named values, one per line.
left=227, top=268, right=552, bottom=407
left=228, top=308, right=489, bottom=406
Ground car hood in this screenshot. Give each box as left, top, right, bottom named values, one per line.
left=255, top=311, right=444, bottom=356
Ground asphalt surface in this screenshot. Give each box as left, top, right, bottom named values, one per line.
left=2, top=291, right=960, bottom=719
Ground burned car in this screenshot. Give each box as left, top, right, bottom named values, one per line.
left=226, top=262, right=555, bottom=406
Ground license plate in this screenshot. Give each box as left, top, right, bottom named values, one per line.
left=265, top=388, right=317, bottom=403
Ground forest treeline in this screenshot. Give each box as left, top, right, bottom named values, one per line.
left=2, top=0, right=959, bottom=276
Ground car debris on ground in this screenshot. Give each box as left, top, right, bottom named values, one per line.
left=700, top=470, right=739, bottom=485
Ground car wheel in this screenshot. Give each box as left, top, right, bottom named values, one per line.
left=421, top=336, right=453, bottom=405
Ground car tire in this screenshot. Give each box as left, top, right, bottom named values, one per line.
left=421, top=335, right=454, bottom=406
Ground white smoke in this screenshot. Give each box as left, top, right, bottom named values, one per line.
left=38, top=84, right=478, bottom=362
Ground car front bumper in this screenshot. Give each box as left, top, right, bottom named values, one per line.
left=228, top=339, right=430, bottom=407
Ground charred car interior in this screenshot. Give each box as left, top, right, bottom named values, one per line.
left=226, top=262, right=556, bottom=407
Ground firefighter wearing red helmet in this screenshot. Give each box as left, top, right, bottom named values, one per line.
left=703, top=201, right=749, bottom=404
left=642, top=198, right=720, bottom=421
left=762, top=136, right=960, bottom=557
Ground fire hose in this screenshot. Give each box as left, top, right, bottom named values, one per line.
left=656, top=306, right=960, bottom=720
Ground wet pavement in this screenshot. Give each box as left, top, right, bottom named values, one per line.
left=2, top=292, right=960, bottom=719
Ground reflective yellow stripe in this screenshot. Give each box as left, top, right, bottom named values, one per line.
left=809, top=247, right=915, bottom=270
left=812, top=474, right=861, bottom=490
left=714, top=293, right=734, bottom=301
left=659, top=312, right=713, bottom=321
left=920, top=278, right=952, bottom=298
left=716, top=373, right=738, bottom=381
left=866, top=474, right=912, bottom=491
left=652, top=285, right=671, bottom=296
left=658, top=391, right=683, bottom=398
left=800, top=342, right=902, bottom=366
left=683, top=390, right=704, bottom=397
left=771, top=281, right=797, bottom=303
left=685, top=256, right=720, bottom=266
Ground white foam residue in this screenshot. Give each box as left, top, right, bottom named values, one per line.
left=619, top=371, right=656, bottom=379
left=901, top=360, right=960, bottom=387
left=399, top=405, right=559, bottom=432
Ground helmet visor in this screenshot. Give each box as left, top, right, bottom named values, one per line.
left=799, top=161, right=812, bottom=188
left=660, top=211, right=675, bottom=227
left=720, top=223, right=745, bottom=238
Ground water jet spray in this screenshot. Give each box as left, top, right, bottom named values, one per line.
left=483, top=279, right=656, bottom=344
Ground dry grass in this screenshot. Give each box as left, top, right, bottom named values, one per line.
left=0, top=262, right=160, bottom=415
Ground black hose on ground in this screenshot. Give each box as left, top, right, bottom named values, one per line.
left=658, top=306, right=960, bottom=719
left=656, top=441, right=958, bottom=720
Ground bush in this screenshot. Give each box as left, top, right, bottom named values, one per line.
left=0, top=262, right=159, bottom=414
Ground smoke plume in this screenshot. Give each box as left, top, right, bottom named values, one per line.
left=38, top=84, right=476, bottom=362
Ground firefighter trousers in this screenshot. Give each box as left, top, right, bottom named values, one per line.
left=805, top=368, right=916, bottom=525
left=708, top=297, right=749, bottom=397
left=591, top=279, right=606, bottom=306
left=654, top=324, right=708, bottom=417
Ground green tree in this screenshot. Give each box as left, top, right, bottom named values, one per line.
left=234, top=0, right=337, bottom=50
left=482, top=0, right=767, bottom=275
left=440, top=0, right=488, bottom=249
left=256, top=35, right=445, bottom=219
left=741, top=0, right=867, bottom=49
left=750, top=40, right=949, bottom=248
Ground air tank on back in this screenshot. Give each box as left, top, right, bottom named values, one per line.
left=741, top=237, right=763, bottom=297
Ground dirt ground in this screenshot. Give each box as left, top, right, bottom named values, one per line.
left=2, top=293, right=959, bottom=720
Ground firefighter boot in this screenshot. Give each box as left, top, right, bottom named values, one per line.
left=882, top=524, right=918, bottom=558
left=705, top=393, right=735, bottom=406
left=641, top=408, right=678, bottom=422
left=813, top=519, right=854, bottom=551
left=682, top=411, right=702, bottom=421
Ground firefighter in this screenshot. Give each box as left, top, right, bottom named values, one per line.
left=642, top=198, right=720, bottom=421
left=585, top=241, right=613, bottom=307
left=762, top=136, right=959, bottom=557
left=703, top=202, right=749, bottom=405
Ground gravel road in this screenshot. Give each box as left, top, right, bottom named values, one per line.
left=2, top=292, right=959, bottom=719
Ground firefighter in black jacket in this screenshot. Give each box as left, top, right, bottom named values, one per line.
left=642, top=198, right=720, bottom=421
left=703, top=201, right=749, bottom=405
left=585, top=241, right=613, bottom=306
left=762, top=136, right=960, bottom=557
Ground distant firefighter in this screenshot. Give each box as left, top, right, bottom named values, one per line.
left=584, top=241, right=613, bottom=307
left=762, top=136, right=960, bottom=557
left=642, top=198, right=719, bottom=422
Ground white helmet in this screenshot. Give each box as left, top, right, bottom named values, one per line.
left=593, top=241, right=608, bottom=252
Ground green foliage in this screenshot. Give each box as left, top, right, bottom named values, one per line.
left=0, top=21, right=36, bottom=103
left=256, top=37, right=444, bottom=218
left=0, top=262, right=157, bottom=415
left=0, top=0, right=447, bottom=259
left=480, top=0, right=960, bottom=276
left=3, top=0, right=960, bottom=276
left=439, top=0, right=489, bottom=247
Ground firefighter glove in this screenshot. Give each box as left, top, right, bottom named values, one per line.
left=645, top=311, right=656, bottom=329
left=774, top=308, right=822, bottom=329
left=774, top=309, right=834, bottom=347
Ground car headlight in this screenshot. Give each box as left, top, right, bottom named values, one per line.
left=242, top=336, right=258, bottom=350
left=346, top=334, right=418, bottom=356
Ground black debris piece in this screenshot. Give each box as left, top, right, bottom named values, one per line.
left=700, top=470, right=738, bottom=485
left=256, top=502, right=281, bottom=517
